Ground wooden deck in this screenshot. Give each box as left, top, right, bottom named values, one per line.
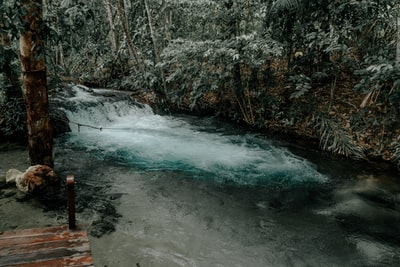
left=0, top=226, right=93, bottom=266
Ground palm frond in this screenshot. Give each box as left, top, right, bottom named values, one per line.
left=271, top=0, right=303, bottom=12
left=315, top=116, right=365, bottom=159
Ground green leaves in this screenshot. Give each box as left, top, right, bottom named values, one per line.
left=271, top=0, right=303, bottom=13
left=63, top=3, right=92, bottom=28
left=160, top=32, right=282, bottom=109
left=355, top=62, right=400, bottom=93
left=60, top=0, right=73, bottom=9
left=0, top=96, right=26, bottom=137
left=0, top=0, right=25, bottom=37
left=288, top=74, right=311, bottom=99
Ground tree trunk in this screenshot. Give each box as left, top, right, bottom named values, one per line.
left=143, top=0, right=170, bottom=107
left=20, top=0, right=53, bottom=167
left=0, top=13, right=22, bottom=99
left=55, top=15, right=65, bottom=67
left=397, top=17, right=400, bottom=64
left=116, top=0, right=144, bottom=74
left=161, top=0, right=172, bottom=44
left=103, top=0, right=120, bottom=54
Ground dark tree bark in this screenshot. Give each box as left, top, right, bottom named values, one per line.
left=1, top=38, right=22, bottom=99
left=20, top=0, right=53, bottom=167
left=397, top=17, right=400, bottom=64
left=0, top=12, right=22, bottom=99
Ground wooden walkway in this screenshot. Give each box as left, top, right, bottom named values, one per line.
left=0, top=226, right=93, bottom=266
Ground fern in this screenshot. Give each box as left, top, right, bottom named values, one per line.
left=315, top=116, right=365, bottom=159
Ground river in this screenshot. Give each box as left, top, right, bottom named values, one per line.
left=1, top=85, right=400, bottom=266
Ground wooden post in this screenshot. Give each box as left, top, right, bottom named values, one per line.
left=67, top=175, right=76, bottom=230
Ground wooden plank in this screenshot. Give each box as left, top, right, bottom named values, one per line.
left=9, top=255, right=94, bottom=267
left=0, top=226, right=88, bottom=248
left=0, top=226, right=93, bottom=267
left=8, top=255, right=94, bottom=267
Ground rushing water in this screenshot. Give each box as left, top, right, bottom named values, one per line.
left=51, top=86, right=400, bottom=266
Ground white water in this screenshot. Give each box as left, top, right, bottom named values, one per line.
left=56, top=86, right=400, bottom=267
left=62, top=86, right=327, bottom=188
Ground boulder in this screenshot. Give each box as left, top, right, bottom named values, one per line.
left=6, top=165, right=58, bottom=193
left=50, top=108, right=71, bottom=136
left=6, top=169, right=23, bottom=184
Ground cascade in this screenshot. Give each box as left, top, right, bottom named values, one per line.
left=59, top=85, right=328, bottom=187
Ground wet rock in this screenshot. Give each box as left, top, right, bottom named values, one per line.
left=356, top=191, right=396, bottom=210
left=6, top=165, right=59, bottom=193
left=50, top=108, right=71, bottom=136
left=15, top=191, right=30, bottom=202
left=90, top=217, right=116, bottom=238
left=90, top=202, right=121, bottom=238
left=0, top=179, right=6, bottom=190
left=3, top=191, right=16, bottom=198
left=5, top=169, right=23, bottom=184
left=336, top=213, right=400, bottom=246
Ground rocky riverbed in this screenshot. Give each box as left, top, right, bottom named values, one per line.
left=0, top=141, right=121, bottom=236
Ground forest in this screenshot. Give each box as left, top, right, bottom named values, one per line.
left=1, top=0, right=400, bottom=165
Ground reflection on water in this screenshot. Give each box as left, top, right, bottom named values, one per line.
left=53, top=87, right=400, bottom=266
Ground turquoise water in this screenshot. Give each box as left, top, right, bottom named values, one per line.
left=62, top=88, right=327, bottom=188
left=56, top=86, right=400, bottom=267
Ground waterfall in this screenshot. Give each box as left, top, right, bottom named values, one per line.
left=59, top=85, right=328, bottom=187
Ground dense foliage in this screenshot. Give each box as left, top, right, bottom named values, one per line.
left=1, top=0, right=400, bottom=163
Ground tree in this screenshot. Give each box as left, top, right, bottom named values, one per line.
left=20, top=0, right=53, bottom=167
left=116, top=0, right=144, bottom=74
left=143, top=0, right=170, bottom=107
left=103, top=0, right=120, bottom=54
left=0, top=0, right=23, bottom=99
left=397, top=17, right=400, bottom=63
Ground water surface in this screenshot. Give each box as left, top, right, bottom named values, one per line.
left=3, top=85, right=399, bottom=266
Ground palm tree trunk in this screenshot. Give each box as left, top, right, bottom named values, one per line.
left=20, top=0, right=53, bottom=167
